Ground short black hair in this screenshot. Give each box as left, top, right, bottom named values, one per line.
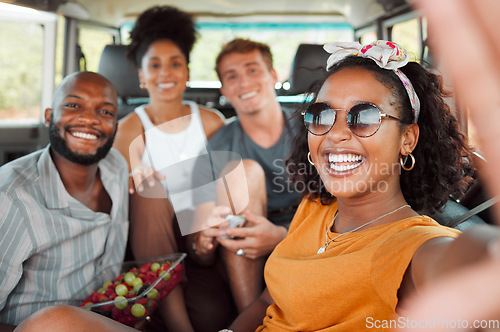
left=127, top=6, right=197, bottom=67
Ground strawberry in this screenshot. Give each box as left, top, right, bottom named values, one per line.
left=117, top=314, right=137, bottom=326
left=111, top=307, right=123, bottom=320
left=159, top=289, right=168, bottom=300
left=102, top=303, right=114, bottom=312
left=136, top=298, right=148, bottom=306
left=89, top=292, right=103, bottom=303
left=121, top=304, right=132, bottom=318
left=155, top=279, right=166, bottom=291
left=149, top=300, right=158, bottom=312
left=104, top=287, right=114, bottom=297
left=139, top=262, right=151, bottom=274
left=98, top=293, right=108, bottom=302
left=79, top=300, right=92, bottom=307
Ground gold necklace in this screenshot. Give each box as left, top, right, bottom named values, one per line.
left=316, top=204, right=411, bottom=254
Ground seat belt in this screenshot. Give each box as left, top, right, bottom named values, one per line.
left=448, top=196, right=500, bottom=228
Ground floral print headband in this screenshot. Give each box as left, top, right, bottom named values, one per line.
left=323, top=40, right=421, bottom=123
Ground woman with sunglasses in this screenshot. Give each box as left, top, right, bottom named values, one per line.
left=220, top=40, right=500, bottom=331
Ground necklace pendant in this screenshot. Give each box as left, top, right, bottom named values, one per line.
left=179, top=153, right=188, bottom=161
left=317, top=246, right=327, bottom=254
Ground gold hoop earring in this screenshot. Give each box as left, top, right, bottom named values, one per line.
left=307, top=152, right=314, bottom=165
left=140, top=82, right=147, bottom=90
left=400, top=153, right=415, bottom=171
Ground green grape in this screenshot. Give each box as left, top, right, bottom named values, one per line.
left=147, top=288, right=158, bottom=300
left=159, top=270, right=171, bottom=281
left=124, top=272, right=136, bottom=286
left=114, top=296, right=128, bottom=310
left=115, top=283, right=128, bottom=296
left=150, top=262, right=160, bottom=273
left=132, top=277, right=143, bottom=288
left=131, top=303, right=146, bottom=317
left=103, top=281, right=112, bottom=288
left=133, top=284, right=142, bottom=293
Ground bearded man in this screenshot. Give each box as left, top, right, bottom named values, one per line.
left=0, top=72, right=129, bottom=331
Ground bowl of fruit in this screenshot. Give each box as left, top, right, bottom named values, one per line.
left=78, top=253, right=186, bottom=326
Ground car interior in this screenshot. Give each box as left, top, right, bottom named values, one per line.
left=0, top=0, right=497, bottom=228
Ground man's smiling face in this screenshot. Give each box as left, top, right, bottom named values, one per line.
left=219, top=49, right=278, bottom=117
left=45, top=72, right=118, bottom=166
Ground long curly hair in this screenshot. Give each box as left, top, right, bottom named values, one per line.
left=287, top=56, right=474, bottom=213
left=127, top=6, right=197, bottom=67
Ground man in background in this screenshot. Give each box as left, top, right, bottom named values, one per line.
left=190, top=38, right=301, bottom=313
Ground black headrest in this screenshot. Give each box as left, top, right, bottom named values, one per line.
left=98, top=44, right=148, bottom=99
left=286, top=44, right=330, bottom=95
left=418, top=199, right=487, bottom=231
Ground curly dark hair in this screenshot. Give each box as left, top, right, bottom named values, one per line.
left=126, top=6, right=197, bottom=67
left=287, top=56, right=474, bottom=213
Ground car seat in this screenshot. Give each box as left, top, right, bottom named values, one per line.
left=98, top=44, right=148, bottom=119
left=281, top=43, right=330, bottom=96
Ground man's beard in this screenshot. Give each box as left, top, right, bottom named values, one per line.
left=49, top=119, right=116, bottom=166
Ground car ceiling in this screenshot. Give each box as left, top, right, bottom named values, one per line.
left=4, top=0, right=414, bottom=28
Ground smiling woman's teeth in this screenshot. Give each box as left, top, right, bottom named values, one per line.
left=331, top=163, right=360, bottom=172
left=328, top=153, right=363, bottom=172
left=72, top=132, right=97, bottom=140
left=158, top=83, right=175, bottom=89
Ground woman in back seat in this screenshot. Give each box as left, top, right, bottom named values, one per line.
left=112, top=6, right=224, bottom=332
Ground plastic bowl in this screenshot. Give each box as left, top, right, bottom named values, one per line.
left=77, top=253, right=186, bottom=326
